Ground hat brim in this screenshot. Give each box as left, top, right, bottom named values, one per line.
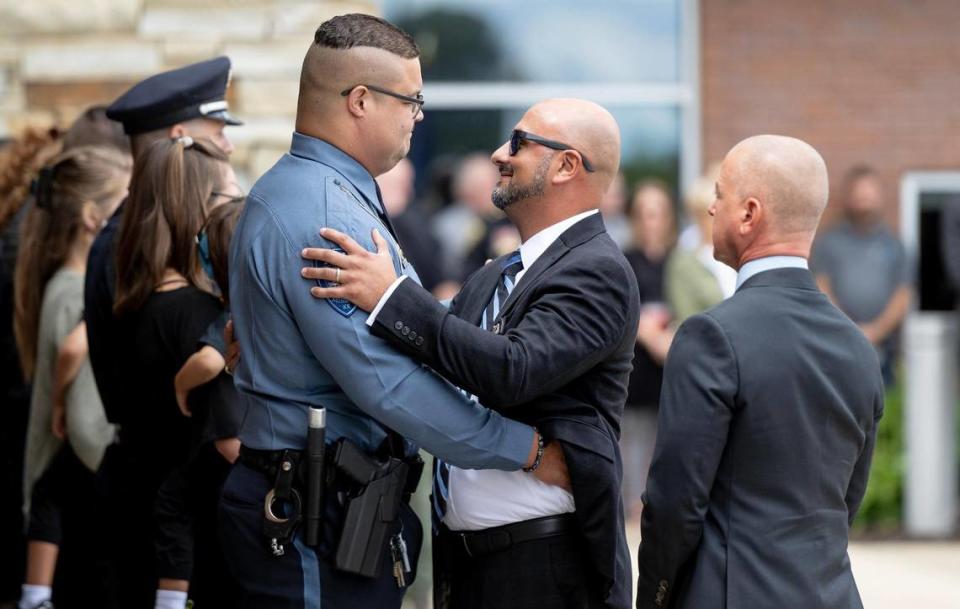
left=206, top=109, right=243, bottom=126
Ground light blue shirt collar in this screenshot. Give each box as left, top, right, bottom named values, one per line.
left=289, top=131, right=384, bottom=215
left=736, top=256, right=809, bottom=290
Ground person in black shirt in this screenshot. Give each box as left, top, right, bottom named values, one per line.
left=113, top=137, right=240, bottom=609
left=621, top=180, right=676, bottom=520
left=85, top=58, right=241, bottom=609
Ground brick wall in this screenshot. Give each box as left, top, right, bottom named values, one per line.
left=0, top=0, right=376, bottom=183
left=701, top=0, right=960, bottom=227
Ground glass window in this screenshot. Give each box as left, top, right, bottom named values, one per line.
left=384, top=0, right=681, bottom=83
left=379, top=0, right=694, bottom=210
left=918, top=192, right=960, bottom=311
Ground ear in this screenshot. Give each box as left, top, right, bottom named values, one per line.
left=739, top=197, right=762, bottom=236
left=551, top=151, right=581, bottom=186
left=168, top=124, right=186, bottom=138
left=344, top=87, right=368, bottom=118
left=80, top=201, right=100, bottom=233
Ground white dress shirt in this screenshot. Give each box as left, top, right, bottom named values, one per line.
left=442, top=210, right=598, bottom=530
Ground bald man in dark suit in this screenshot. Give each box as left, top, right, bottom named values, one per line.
left=636, top=135, right=884, bottom=609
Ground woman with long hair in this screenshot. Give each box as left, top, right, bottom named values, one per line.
left=0, top=126, right=62, bottom=606
left=14, top=145, right=131, bottom=609
left=113, top=136, right=240, bottom=609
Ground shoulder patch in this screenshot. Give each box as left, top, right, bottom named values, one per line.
left=316, top=246, right=357, bottom=317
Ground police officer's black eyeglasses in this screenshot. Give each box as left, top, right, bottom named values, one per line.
left=340, top=84, right=425, bottom=116
left=509, top=129, right=595, bottom=172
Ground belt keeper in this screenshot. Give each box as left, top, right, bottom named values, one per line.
left=275, top=449, right=297, bottom=499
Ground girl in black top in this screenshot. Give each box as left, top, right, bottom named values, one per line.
left=113, top=136, right=241, bottom=609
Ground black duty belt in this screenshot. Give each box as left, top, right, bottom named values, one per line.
left=444, top=514, right=576, bottom=558
left=239, top=445, right=301, bottom=478
left=239, top=445, right=312, bottom=486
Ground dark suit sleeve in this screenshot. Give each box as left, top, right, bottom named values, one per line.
left=844, top=381, right=885, bottom=526
left=370, top=261, right=633, bottom=408
left=636, top=313, right=737, bottom=609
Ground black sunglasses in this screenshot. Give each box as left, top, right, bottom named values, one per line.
left=509, top=129, right=595, bottom=172
left=340, top=84, right=425, bottom=116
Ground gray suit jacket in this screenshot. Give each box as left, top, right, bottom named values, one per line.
left=636, top=267, right=884, bottom=609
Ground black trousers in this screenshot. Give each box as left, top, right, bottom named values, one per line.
left=0, top=383, right=29, bottom=603
left=27, top=444, right=117, bottom=609
left=435, top=521, right=603, bottom=609
left=218, top=461, right=422, bottom=609
left=97, top=441, right=167, bottom=609
left=153, top=443, right=240, bottom=608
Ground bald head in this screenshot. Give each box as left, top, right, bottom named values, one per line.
left=725, top=134, right=828, bottom=235
left=524, top=99, right=621, bottom=191
left=490, top=99, right=621, bottom=239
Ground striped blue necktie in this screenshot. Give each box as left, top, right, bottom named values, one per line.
left=432, top=250, right=524, bottom=528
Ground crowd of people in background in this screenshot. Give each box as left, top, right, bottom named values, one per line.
left=0, top=58, right=916, bottom=609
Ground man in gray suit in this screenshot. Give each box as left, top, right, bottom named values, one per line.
left=636, top=135, right=884, bottom=609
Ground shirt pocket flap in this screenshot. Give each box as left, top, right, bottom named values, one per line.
left=323, top=176, right=363, bottom=238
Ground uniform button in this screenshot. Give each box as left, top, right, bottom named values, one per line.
left=408, top=331, right=418, bottom=341
left=415, top=336, right=424, bottom=346
left=333, top=179, right=341, bottom=186
left=401, top=326, right=410, bottom=336
left=394, top=321, right=404, bottom=330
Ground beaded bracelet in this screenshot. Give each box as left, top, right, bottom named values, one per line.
left=523, top=429, right=545, bottom=472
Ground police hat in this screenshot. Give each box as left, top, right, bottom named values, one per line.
left=106, top=56, right=243, bottom=135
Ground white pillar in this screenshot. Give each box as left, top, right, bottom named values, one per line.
left=904, top=312, right=958, bottom=537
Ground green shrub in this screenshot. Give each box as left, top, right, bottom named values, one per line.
left=852, top=382, right=904, bottom=533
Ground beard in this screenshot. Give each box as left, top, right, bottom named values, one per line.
left=491, top=155, right=552, bottom=210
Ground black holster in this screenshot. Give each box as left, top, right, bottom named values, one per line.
left=238, top=439, right=423, bottom=569
left=330, top=438, right=423, bottom=578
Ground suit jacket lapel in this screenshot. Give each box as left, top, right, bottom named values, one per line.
left=497, top=239, right=570, bottom=320
left=451, top=260, right=502, bottom=325
left=498, top=212, right=607, bottom=320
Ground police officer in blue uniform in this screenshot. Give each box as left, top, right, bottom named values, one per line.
left=85, top=56, right=241, bottom=609
left=222, top=14, right=546, bottom=609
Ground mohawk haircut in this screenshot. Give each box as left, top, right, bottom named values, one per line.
left=314, top=13, right=419, bottom=58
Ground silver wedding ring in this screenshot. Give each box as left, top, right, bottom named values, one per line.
left=335, top=267, right=341, bottom=284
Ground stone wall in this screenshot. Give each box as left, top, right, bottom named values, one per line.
left=0, top=0, right=377, bottom=183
